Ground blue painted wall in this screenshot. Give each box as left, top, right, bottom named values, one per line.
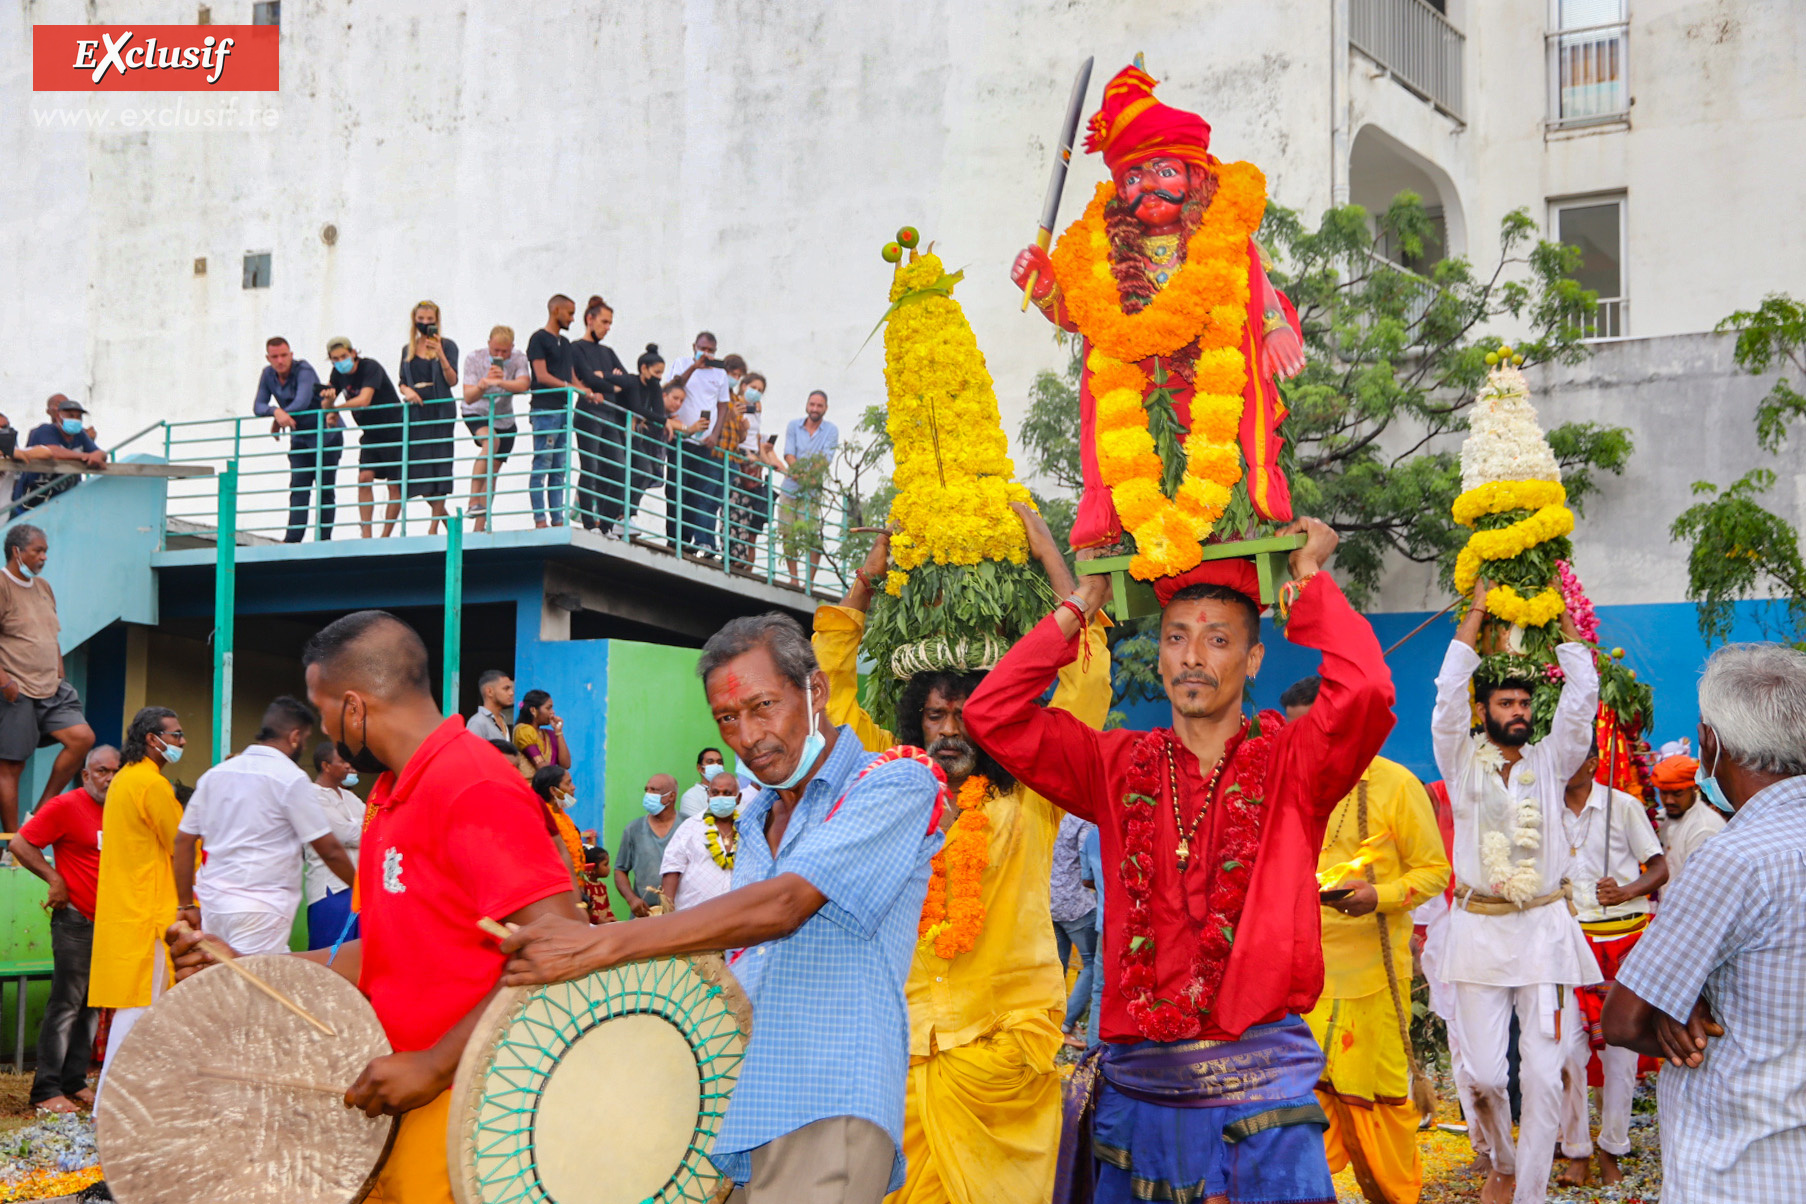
left=1117, top=599, right=1789, bottom=782
left=509, top=592, right=610, bottom=837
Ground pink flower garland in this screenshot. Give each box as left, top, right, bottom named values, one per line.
left=1555, top=559, right=1600, bottom=642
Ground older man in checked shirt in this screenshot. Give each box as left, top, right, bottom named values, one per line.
left=1605, top=643, right=1806, bottom=1204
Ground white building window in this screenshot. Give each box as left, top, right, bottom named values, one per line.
left=1552, top=195, right=1626, bottom=339
left=1547, top=0, right=1629, bottom=128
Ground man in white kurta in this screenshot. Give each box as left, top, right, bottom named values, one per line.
left=1556, top=746, right=1666, bottom=1186
left=1430, top=588, right=1600, bottom=1204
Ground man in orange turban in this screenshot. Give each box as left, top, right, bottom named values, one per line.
left=1651, top=753, right=1725, bottom=884
left=1011, top=63, right=1305, bottom=559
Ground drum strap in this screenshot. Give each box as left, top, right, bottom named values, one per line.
left=328, top=905, right=360, bottom=966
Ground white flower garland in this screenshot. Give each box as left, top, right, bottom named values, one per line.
left=1472, top=734, right=1545, bottom=905
left=1460, top=365, right=1562, bottom=493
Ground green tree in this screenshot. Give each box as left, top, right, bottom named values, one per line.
left=1670, top=295, right=1806, bottom=644
left=1017, top=336, right=1083, bottom=558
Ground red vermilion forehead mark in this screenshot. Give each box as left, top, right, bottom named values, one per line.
left=716, top=672, right=748, bottom=704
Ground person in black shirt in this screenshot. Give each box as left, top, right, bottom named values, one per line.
left=614, top=347, right=682, bottom=531
left=254, top=336, right=343, bottom=542
left=526, top=295, right=579, bottom=528
left=323, top=336, right=406, bottom=538
left=396, top=301, right=459, bottom=535
left=569, top=296, right=631, bottom=534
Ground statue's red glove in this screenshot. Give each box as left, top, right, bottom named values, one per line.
left=1010, top=246, right=1057, bottom=302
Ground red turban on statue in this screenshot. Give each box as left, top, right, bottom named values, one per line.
left=1650, top=756, right=1699, bottom=791
left=1084, top=64, right=1212, bottom=175
left=1152, top=559, right=1267, bottom=612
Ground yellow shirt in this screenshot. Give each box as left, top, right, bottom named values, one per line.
left=89, top=758, right=183, bottom=1008
left=1316, top=755, right=1450, bottom=1000
left=812, top=605, right=1111, bottom=1056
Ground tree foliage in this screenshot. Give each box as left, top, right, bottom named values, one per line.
left=1672, top=294, right=1806, bottom=645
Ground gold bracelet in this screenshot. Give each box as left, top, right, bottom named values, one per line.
left=1033, top=283, right=1061, bottom=313
left=1262, top=310, right=1288, bottom=336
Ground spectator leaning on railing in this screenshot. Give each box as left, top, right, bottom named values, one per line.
left=460, top=326, right=529, bottom=533
left=527, top=294, right=580, bottom=529
left=255, top=336, right=344, bottom=543
left=616, top=349, right=679, bottom=531
left=324, top=335, right=409, bottom=539
left=395, top=301, right=459, bottom=536
left=727, top=369, right=776, bottom=574
left=0, top=524, right=97, bottom=834
left=570, top=296, right=631, bottom=535
left=780, top=389, right=840, bottom=591
left=664, top=331, right=733, bottom=559
left=16, top=396, right=105, bottom=511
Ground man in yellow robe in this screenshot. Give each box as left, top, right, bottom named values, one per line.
left=88, top=707, right=187, bottom=1104
left=815, top=515, right=1110, bottom=1204
left=1287, top=678, right=1449, bottom=1204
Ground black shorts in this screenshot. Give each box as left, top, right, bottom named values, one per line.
left=465, top=418, right=517, bottom=459
left=359, top=439, right=402, bottom=481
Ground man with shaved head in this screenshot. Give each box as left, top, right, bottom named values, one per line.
left=615, top=770, right=681, bottom=917
left=168, top=609, right=581, bottom=1204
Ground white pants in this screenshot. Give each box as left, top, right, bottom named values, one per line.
left=94, top=939, right=168, bottom=1108
left=1451, top=981, right=1582, bottom=1204
left=1448, top=1020, right=1491, bottom=1159
left=205, top=908, right=295, bottom=956
left=1559, top=1041, right=1638, bottom=1158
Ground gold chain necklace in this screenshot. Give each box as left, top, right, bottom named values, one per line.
left=1166, top=740, right=1230, bottom=873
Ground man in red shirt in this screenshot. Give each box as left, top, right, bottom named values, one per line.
left=10, top=743, right=119, bottom=1112
left=964, top=519, right=1395, bottom=1204
left=171, top=611, right=579, bottom=1204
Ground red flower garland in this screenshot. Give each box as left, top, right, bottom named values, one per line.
left=1118, top=721, right=1275, bottom=1040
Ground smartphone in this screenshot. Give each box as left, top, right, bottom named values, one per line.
left=765, top=434, right=778, bottom=446
left=422, top=322, right=438, bottom=337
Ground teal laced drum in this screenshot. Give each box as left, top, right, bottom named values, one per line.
left=449, top=953, right=751, bottom=1204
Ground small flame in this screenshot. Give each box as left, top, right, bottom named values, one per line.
left=1317, top=829, right=1393, bottom=889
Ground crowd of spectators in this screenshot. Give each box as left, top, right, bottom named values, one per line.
left=251, top=295, right=842, bottom=589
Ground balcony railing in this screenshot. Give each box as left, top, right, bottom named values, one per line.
left=1578, top=297, right=1626, bottom=341
left=1351, top=0, right=1466, bottom=122
left=108, top=388, right=860, bottom=595
left=1547, top=21, right=1630, bottom=128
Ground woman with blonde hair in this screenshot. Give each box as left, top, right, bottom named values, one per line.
left=395, top=300, right=458, bottom=534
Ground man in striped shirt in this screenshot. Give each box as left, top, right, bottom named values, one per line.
left=1605, top=643, right=1806, bottom=1204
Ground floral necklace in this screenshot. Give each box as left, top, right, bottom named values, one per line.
left=918, top=774, right=992, bottom=958
left=1119, top=722, right=1273, bottom=1041
left=705, top=818, right=736, bottom=871
left=1049, top=163, right=1268, bottom=581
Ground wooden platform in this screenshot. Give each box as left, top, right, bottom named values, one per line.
left=1076, top=533, right=1307, bottom=621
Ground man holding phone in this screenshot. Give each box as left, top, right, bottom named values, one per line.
left=663, top=331, right=732, bottom=559
left=461, top=326, right=530, bottom=533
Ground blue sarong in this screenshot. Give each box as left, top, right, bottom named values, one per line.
left=1054, top=1015, right=1335, bottom=1204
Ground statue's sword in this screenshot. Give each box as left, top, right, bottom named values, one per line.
left=1019, top=56, right=1094, bottom=312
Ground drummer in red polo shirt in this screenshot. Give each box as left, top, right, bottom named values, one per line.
left=170, top=610, right=579, bottom=1204
left=10, top=743, right=119, bottom=1113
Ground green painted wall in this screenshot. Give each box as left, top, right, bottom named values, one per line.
left=0, top=867, right=54, bottom=1061
left=602, top=642, right=722, bottom=919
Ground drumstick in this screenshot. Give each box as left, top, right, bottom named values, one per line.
left=174, top=921, right=337, bottom=1038
left=477, top=916, right=517, bottom=940
left=199, top=1066, right=344, bottom=1097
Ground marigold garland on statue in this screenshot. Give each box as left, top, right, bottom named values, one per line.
left=917, top=774, right=992, bottom=958
left=1049, top=162, right=1269, bottom=580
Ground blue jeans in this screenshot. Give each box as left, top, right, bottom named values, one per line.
left=1087, top=929, right=1105, bottom=1047
left=666, top=440, right=725, bottom=554
left=1054, top=910, right=1099, bottom=1031
left=530, top=410, right=568, bottom=524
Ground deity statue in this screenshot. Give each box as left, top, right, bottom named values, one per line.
left=1011, top=64, right=1306, bottom=581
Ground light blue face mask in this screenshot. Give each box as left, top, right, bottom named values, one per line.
left=642, top=791, right=668, bottom=815
left=157, top=733, right=184, bottom=765
left=752, top=679, right=826, bottom=791
left=1695, top=729, right=1734, bottom=814
left=60, top=418, right=84, bottom=436
left=707, top=794, right=739, bottom=818
left=333, top=357, right=356, bottom=374
left=343, top=772, right=359, bottom=788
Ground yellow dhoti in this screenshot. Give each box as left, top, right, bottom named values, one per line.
left=887, top=1013, right=1063, bottom=1204
left=363, top=1090, right=453, bottom=1204
left=1306, top=990, right=1423, bottom=1204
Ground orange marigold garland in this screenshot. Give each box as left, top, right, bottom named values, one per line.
left=917, top=774, right=992, bottom=958
left=1049, top=162, right=1268, bottom=580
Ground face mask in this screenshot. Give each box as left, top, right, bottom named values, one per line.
left=1695, top=731, right=1734, bottom=814
left=335, top=698, right=391, bottom=775
left=707, top=795, right=739, bottom=819
left=753, top=679, right=826, bottom=791
left=333, top=357, right=355, bottom=375
left=155, top=733, right=184, bottom=765
left=642, top=792, right=668, bottom=815
left=60, top=418, right=84, bottom=435
left=13, top=560, right=34, bottom=581
left=342, top=772, right=359, bottom=788
left=743, top=388, right=762, bottom=404
left=415, top=320, right=435, bottom=335
left=701, top=763, right=723, bottom=780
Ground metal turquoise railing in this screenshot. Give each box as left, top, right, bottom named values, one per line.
left=107, top=387, right=855, bottom=594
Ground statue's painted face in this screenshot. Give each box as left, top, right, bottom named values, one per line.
left=1116, top=156, right=1192, bottom=229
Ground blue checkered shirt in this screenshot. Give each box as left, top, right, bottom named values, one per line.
left=710, top=727, right=941, bottom=1190
left=1617, top=775, right=1806, bottom=1203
